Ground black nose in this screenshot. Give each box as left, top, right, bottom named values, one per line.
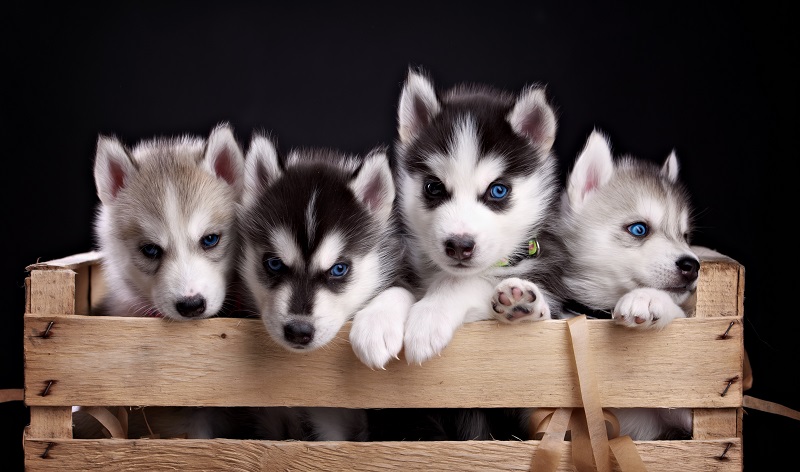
left=284, top=321, right=315, bottom=346
left=176, top=295, right=206, bottom=318
left=676, top=256, right=700, bottom=282
left=445, top=235, right=476, bottom=261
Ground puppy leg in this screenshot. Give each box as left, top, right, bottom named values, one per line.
left=613, top=287, right=686, bottom=329
left=491, top=277, right=551, bottom=323
left=350, top=286, right=416, bottom=370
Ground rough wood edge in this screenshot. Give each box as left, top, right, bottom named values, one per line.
left=25, top=251, right=102, bottom=272
left=22, top=437, right=742, bottom=472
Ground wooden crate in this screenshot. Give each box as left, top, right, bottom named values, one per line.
left=22, top=247, right=745, bottom=471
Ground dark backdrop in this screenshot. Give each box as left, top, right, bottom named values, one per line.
left=2, top=2, right=795, bottom=470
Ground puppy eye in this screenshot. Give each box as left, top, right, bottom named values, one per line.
left=140, top=243, right=163, bottom=259
left=264, top=256, right=285, bottom=273
left=200, top=233, right=220, bottom=249
left=424, top=179, right=447, bottom=198
left=627, top=222, right=648, bottom=237
left=329, top=263, right=349, bottom=277
left=488, top=183, right=509, bottom=200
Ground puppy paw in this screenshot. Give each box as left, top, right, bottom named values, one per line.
left=613, top=288, right=686, bottom=329
left=350, top=288, right=414, bottom=370
left=491, top=277, right=551, bottom=323
left=403, top=300, right=460, bottom=365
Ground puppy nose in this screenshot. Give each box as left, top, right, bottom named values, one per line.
left=676, top=256, right=700, bottom=282
left=284, top=321, right=315, bottom=346
left=176, top=295, right=206, bottom=318
left=445, top=236, right=476, bottom=261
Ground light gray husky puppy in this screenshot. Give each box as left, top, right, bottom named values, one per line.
left=557, top=129, right=700, bottom=440
left=76, top=123, right=247, bottom=439
left=92, top=122, right=246, bottom=320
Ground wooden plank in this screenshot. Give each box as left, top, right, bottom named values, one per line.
left=28, top=270, right=75, bottom=315
left=22, top=438, right=742, bottom=472
left=692, top=409, right=738, bottom=439
left=693, top=247, right=744, bottom=318
left=26, top=407, right=72, bottom=438
left=24, top=315, right=743, bottom=409
left=26, top=268, right=76, bottom=440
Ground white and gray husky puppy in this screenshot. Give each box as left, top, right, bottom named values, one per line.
left=77, top=123, right=248, bottom=439
left=238, top=134, right=415, bottom=440
left=557, top=129, right=700, bottom=440
left=395, top=68, right=569, bottom=366
left=92, top=122, right=246, bottom=320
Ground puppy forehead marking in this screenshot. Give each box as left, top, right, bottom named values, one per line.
left=636, top=195, right=686, bottom=235
left=306, top=189, right=319, bottom=244
left=270, top=227, right=302, bottom=267
left=428, top=118, right=504, bottom=193
left=311, top=231, right=345, bottom=272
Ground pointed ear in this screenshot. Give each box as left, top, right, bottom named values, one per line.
left=242, top=134, right=281, bottom=209
left=94, top=135, right=137, bottom=205
left=662, top=150, right=680, bottom=183
left=349, top=148, right=395, bottom=224
left=567, top=129, right=615, bottom=208
left=203, top=122, right=246, bottom=197
left=507, top=86, right=557, bottom=153
left=398, top=68, right=441, bottom=144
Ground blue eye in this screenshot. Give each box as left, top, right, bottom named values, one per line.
left=489, top=183, right=509, bottom=200
left=200, top=233, right=220, bottom=249
left=329, top=263, right=349, bottom=277
left=425, top=180, right=446, bottom=198
left=264, top=256, right=284, bottom=273
left=140, top=243, right=162, bottom=259
left=627, top=222, right=648, bottom=237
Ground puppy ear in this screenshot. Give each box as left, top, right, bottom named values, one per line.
left=203, top=122, right=246, bottom=197
left=662, top=150, right=680, bottom=183
left=349, top=147, right=395, bottom=224
left=567, top=129, right=614, bottom=208
left=242, top=133, right=281, bottom=209
left=507, top=85, right=557, bottom=153
left=398, top=67, right=441, bottom=144
left=94, top=135, right=137, bottom=205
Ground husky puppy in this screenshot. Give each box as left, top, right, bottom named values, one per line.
left=238, top=134, right=414, bottom=440
left=394, top=68, right=568, bottom=366
left=557, top=129, right=700, bottom=440
left=76, top=123, right=248, bottom=439
left=378, top=68, right=568, bottom=441
left=92, top=123, right=246, bottom=320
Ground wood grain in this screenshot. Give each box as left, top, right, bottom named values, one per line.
left=22, top=438, right=742, bottom=472
left=24, top=315, right=743, bottom=409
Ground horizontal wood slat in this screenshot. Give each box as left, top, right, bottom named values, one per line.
left=24, top=315, right=743, bottom=409
left=22, top=437, right=742, bottom=472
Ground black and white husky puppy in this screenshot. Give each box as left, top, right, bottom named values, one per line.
left=376, top=68, right=568, bottom=441
left=238, top=134, right=415, bottom=440
left=557, top=129, right=700, bottom=440
left=394, top=68, right=569, bottom=366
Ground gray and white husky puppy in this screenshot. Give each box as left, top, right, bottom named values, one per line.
left=238, top=134, right=415, bottom=440
left=395, top=68, right=569, bottom=366
left=77, top=123, right=247, bottom=439
left=92, top=122, right=246, bottom=320
left=557, top=129, right=700, bottom=440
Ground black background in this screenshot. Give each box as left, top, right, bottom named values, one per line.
left=2, top=2, right=795, bottom=470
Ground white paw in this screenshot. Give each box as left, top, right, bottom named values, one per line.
left=350, top=288, right=414, bottom=370
left=613, top=288, right=686, bottom=329
left=403, top=299, right=461, bottom=365
left=491, top=277, right=551, bottom=323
